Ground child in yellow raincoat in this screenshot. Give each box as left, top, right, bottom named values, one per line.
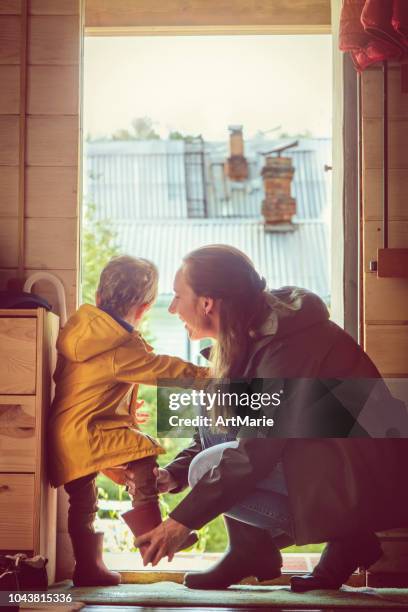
left=48, top=256, right=206, bottom=587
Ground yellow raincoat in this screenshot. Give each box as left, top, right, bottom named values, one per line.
left=48, top=304, right=206, bottom=487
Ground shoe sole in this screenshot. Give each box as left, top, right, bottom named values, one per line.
left=184, top=569, right=281, bottom=590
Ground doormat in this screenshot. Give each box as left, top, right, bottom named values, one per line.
left=48, top=580, right=408, bottom=608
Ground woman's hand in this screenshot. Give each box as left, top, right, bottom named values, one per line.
left=154, top=467, right=178, bottom=493
left=136, top=518, right=191, bottom=566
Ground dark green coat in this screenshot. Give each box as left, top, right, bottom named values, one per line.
left=166, top=288, right=408, bottom=544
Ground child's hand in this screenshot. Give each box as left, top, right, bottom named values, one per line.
left=130, top=399, right=150, bottom=426
left=154, top=467, right=178, bottom=493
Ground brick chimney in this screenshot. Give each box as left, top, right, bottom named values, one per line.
left=225, top=125, right=248, bottom=181
left=261, top=142, right=297, bottom=229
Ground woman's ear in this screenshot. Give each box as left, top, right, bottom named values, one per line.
left=95, top=291, right=101, bottom=307
left=203, top=297, right=215, bottom=316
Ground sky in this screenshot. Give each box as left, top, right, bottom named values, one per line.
left=84, top=35, right=332, bottom=142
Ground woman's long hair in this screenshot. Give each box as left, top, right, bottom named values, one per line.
left=183, top=245, right=271, bottom=378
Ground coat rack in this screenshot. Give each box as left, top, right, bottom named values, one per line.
left=370, top=61, right=408, bottom=278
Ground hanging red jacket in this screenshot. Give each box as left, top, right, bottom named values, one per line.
left=340, top=0, right=408, bottom=71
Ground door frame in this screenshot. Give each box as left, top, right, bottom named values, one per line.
left=73, top=0, right=361, bottom=581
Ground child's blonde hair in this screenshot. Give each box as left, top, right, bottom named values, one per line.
left=97, top=255, right=158, bottom=317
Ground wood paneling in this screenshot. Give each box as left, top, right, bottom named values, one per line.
left=28, top=66, right=79, bottom=115
left=0, top=115, right=19, bottom=165
left=85, top=0, right=331, bottom=30
left=361, top=62, right=408, bottom=393
left=363, top=220, right=408, bottom=272
left=0, top=66, right=19, bottom=114
left=363, top=168, right=408, bottom=221
left=29, top=0, right=79, bottom=15
left=364, top=273, right=408, bottom=323
left=0, top=269, right=17, bottom=290
left=0, top=396, right=36, bottom=471
left=365, top=324, right=408, bottom=375
left=0, top=474, right=34, bottom=550
left=377, top=248, right=408, bottom=279
left=26, top=116, right=79, bottom=166
left=0, top=16, right=20, bottom=64
left=0, top=1, right=21, bottom=14
left=0, top=166, right=19, bottom=216
left=26, top=166, right=78, bottom=217
left=362, top=118, right=408, bottom=169
left=361, top=66, right=408, bottom=120
left=0, top=218, right=19, bottom=267
left=25, top=218, right=77, bottom=270
left=28, top=16, right=80, bottom=65
left=0, top=317, right=36, bottom=394
left=0, top=2, right=81, bottom=368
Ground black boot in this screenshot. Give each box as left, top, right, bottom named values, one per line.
left=184, top=516, right=284, bottom=589
left=71, top=531, right=121, bottom=587
left=291, top=533, right=382, bottom=592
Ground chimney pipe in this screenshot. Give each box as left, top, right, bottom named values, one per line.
left=261, top=155, right=296, bottom=227
left=225, top=125, right=248, bottom=181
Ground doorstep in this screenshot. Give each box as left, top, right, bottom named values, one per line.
left=103, top=552, right=366, bottom=587
left=104, top=551, right=321, bottom=572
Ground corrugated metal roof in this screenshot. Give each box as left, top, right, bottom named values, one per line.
left=85, top=138, right=331, bottom=222
left=84, top=138, right=331, bottom=303
left=109, top=218, right=330, bottom=300
left=205, top=138, right=331, bottom=220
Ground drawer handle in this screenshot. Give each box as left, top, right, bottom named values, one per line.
left=1, top=427, right=34, bottom=439
left=0, top=485, right=10, bottom=493
left=0, top=404, right=35, bottom=429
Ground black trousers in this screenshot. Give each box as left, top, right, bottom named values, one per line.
left=64, top=456, right=158, bottom=536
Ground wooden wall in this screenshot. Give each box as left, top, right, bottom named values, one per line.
left=361, top=63, right=408, bottom=376
left=85, top=0, right=330, bottom=34
left=0, top=0, right=82, bottom=318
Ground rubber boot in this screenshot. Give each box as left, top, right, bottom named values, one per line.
left=291, top=533, right=383, bottom=592
left=184, top=516, right=284, bottom=589
left=71, top=531, right=121, bottom=587
left=121, top=501, right=198, bottom=553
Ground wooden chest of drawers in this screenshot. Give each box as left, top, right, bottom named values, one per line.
left=0, top=308, right=59, bottom=583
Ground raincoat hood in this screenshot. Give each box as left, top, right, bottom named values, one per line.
left=257, top=287, right=330, bottom=341
left=57, top=304, right=134, bottom=363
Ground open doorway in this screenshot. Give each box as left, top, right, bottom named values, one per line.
left=81, top=33, right=332, bottom=574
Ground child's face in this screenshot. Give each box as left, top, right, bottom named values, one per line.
left=168, top=268, right=218, bottom=340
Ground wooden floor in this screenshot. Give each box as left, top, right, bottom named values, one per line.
left=80, top=607, right=403, bottom=612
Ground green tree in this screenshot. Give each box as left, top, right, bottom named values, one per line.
left=81, top=203, right=120, bottom=305
left=111, top=116, right=161, bottom=141
left=168, top=130, right=202, bottom=142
